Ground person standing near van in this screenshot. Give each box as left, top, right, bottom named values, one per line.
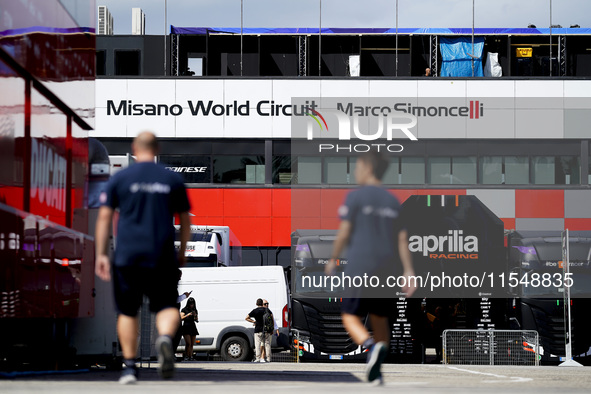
left=260, top=299, right=279, bottom=362
left=95, top=131, right=191, bottom=384
left=326, top=151, right=416, bottom=384
left=180, top=297, right=199, bottom=360
left=245, top=298, right=268, bottom=362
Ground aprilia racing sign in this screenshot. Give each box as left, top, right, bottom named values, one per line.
left=401, top=195, right=506, bottom=298
left=409, top=230, right=479, bottom=260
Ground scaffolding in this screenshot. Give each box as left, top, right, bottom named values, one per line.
left=171, top=34, right=179, bottom=76
left=430, top=35, right=438, bottom=76
left=298, top=35, right=307, bottom=76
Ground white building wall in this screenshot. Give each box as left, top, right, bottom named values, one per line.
left=92, top=79, right=591, bottom=140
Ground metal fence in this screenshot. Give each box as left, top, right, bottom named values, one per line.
left=443, top=329, right=539, bottom=366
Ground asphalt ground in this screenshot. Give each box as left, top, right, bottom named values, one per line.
left=1, top=361, right=590, bottom=394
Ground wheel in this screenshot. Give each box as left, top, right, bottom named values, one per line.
left=221, top=336, right=250, bottom=361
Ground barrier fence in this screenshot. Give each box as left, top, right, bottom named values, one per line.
left=443, top=329, right=539, bottom=366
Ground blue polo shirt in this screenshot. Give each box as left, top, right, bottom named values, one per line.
left=102, top=162, right=191, bottom=268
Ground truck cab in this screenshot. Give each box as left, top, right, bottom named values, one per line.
left=290, top=230, right=367, bottom=361
left=506, top=231, right=591, bottom=364
left=175, top=225, right=242, bottom=267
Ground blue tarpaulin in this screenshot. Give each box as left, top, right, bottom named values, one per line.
left=439, top=36, right=484, bottom=77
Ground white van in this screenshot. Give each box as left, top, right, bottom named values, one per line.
left=178, top=266, right=290, bottom=361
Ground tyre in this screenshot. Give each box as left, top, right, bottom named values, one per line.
left=221, top=336, right=250, bottom=361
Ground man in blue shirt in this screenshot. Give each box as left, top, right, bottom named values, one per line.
left=326, top=151, right=415, bottom=385
left=95, top=131, right=191, bottom=384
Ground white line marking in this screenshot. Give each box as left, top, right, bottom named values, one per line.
left=447, top=366, right=532, bottom=383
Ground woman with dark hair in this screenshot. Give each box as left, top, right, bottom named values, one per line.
left=180, top=297, right=199, bottom=360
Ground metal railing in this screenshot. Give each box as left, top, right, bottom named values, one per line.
left=443, top=329, right=539, bottom=366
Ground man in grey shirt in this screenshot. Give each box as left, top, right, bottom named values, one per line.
left=326, top=151, right=415, bottom=384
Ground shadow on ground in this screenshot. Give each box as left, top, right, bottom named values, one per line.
left=2, top=366, right=362, bottom=383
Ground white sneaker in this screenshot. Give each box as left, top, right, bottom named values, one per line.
left=118, top=367, right=138, bottom=385
left=260, top=359, right=266, bottom=363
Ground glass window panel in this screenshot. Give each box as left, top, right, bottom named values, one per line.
left=480, top=156, right=503, bottom=184
left=557, top=156, right=580, bottom=185
left=272, top=155, right=295, bottom=184
left=213, top=155, right=264, bottom=184
left=381, top=158, right=400, bottom=185
left=532, top=156, right=555, bottom=185
left=504, top=156, right=529, bottom=184
left=428, top=157, right=451, bottom=184
left=401, top=157, right=425, bottom=184
left=451, top=157, right=477, bottom=184
left=297, top=157, right=321, bottom=184
left=324, top=157, right=348, bottom=184
left=246, top=164, right=265, bottom=183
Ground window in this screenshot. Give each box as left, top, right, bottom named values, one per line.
left=186, top=57, right=203, bottom=76
left=96, top=50, right=106, bottom=75
left=401, top=157, right=425, bottom=184
left=428, top=157, right=451, bottom=184
left=297, top=157, right=321, bottom=184
left=115, top=50, right=140, bottom=76
left=505, top=157, right=529, bottom=184
left=381, top=157, right=400, bottom=185
left=532, top=156, right=580, bottom=185
left=480, top=156, right=529, bottom=184
left=272, top=155, right=295, bottom=184
left=428, top=157, right=476, bottom=184
left=324, top=157, right=349, bottom=184
left=213, top=155, right=264, bottom=184
left=380, top=157, right=425, bottom=185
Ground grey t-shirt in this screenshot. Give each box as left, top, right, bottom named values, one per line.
left=339, top=185, right=404, bottom=278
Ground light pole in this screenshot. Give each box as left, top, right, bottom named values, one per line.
left=471, top=0, right=474, bottom=77
left=549, top=0, right=553, bottom=76
left=395, top=0, right=398, bottom=77
left=164, top=0, right=167, bottom=75
left=319, top=0, right=322, bottom=76
left=466, top=0, right=477, bottom=77
left=241, top=0, right=243, bottom=76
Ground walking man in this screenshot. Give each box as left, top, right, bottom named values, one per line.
left=326, top=151, right=416, bottom=384
left=95, top=131, right=191, bottom=384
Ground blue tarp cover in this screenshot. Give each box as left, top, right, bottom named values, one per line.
left=439, top=36, right=484, bottom=77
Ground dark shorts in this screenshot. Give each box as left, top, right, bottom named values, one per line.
left=113, top=264, right=179, bottom=317
left=341, top=297, right=396, bottom=318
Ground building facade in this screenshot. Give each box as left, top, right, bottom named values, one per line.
left=95, top=28, right=591, bottom=266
